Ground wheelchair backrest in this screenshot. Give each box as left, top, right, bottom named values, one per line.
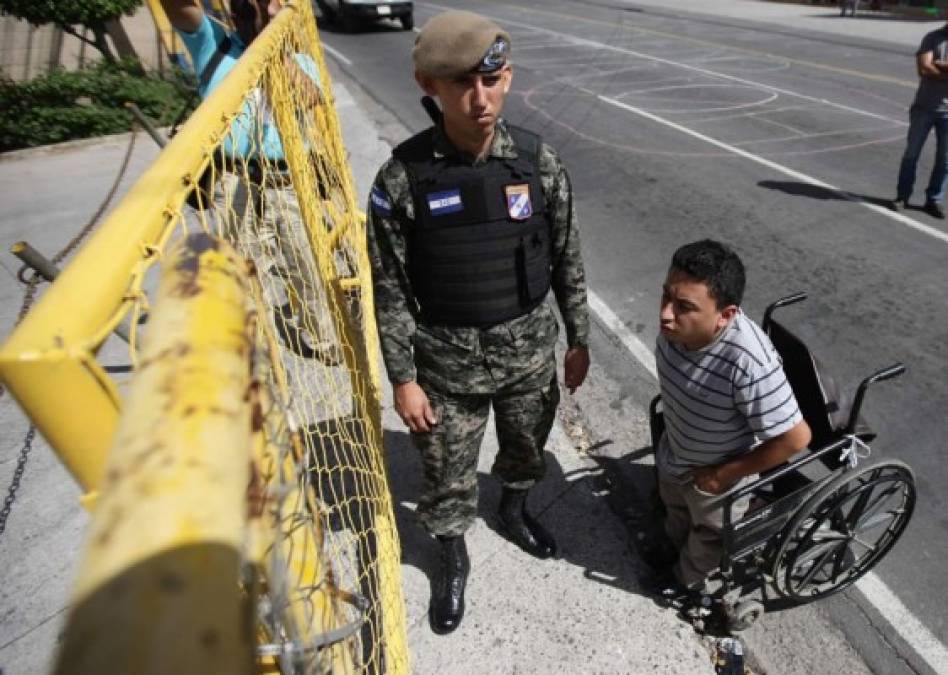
left=764, top=319, right=875, bottom=458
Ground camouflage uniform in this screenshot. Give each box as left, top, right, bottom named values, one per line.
left=367, top=120, right=589, bottom=537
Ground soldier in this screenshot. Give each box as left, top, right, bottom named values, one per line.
left=366, top=10, right=590, bottom=634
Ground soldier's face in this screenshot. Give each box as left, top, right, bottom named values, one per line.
left=659, top=267, right=736, bottom=351
left=419, top=65, right=512, bottom=135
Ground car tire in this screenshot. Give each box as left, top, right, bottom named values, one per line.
left=314, top=0, right=334, bottom=21
left=400, top=13, right=414, bottom=30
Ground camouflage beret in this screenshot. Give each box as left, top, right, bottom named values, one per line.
left=413, top=10, right=511, bottom=78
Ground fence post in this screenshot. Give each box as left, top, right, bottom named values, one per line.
left=53, top=233, right=256, bottom=675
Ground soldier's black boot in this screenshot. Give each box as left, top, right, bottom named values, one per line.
left=429, top=535, right=469, bottom=635
left=498, top=487, right=557, bottom=559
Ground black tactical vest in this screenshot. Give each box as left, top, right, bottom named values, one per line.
left=393, top=125, right=552, bottom=327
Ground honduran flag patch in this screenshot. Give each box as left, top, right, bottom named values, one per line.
left=427, top=188, right=463, bottom=216
left=370, top=185, right=392, bottom=216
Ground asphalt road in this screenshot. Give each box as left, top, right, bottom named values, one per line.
left=318, top=2, right=946, bottom=672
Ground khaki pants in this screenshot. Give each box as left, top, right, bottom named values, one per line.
left=213, top=172, right=337, bottom=352
left=658, top=472, right=753, bottom=590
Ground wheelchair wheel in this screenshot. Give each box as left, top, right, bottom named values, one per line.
left=772, top=461, right=915, bottom=602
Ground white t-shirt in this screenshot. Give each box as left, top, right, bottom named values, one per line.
left=655, top=309, right=803, bottom=483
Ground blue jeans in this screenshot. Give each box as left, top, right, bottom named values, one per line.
left=896, top=106, right=948, bottom=203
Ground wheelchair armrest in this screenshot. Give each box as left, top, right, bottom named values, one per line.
left=721, top=436, right=851, bottom=528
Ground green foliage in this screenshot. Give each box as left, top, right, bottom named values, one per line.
left=0, top=0, right=142, bottom=30
left=0, top=60, right=191, bottom=152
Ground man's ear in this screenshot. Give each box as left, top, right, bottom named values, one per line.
left=502, top=64, right=513, bottom=94
left=717, top=305, right=738, bottom=330
left=414, top=71, right=438, bottom=96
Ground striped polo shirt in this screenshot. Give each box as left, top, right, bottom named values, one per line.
left=656, top=309, right=803, bottom=482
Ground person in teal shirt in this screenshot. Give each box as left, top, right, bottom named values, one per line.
left=163, top=0, right=322, bottom=160
left=161, top=0, right=338, bottom=363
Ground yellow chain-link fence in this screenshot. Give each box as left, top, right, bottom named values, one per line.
left=0, top=1, right=408, bottom=672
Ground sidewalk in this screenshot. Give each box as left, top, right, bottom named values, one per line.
left=618, top=0, right=943, bottom=49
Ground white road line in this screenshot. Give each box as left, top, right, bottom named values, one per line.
left=857, top=572, right=948, bottom=673
left=595, top=93, right=948, bottom=246
left=587, top=290, right=656, bottom=379
left=321, top=42, right=352, bottom=66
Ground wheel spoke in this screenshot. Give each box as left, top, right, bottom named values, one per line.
left=792, top=540, right=840, bottom=567
left=830, top=544, right=851, bottom=581
left=810, top=528, right=849, bottom=543
left=853, top=483, right=901, bottom=526
left=842, top=482, right=877, bottom=531
left=856, top=509, right=900, bottom=534
left=853, top=491, right=901, bottom=532
left=796, top=543, right=843, bottom=589
left=851, top=536, right=878, bottom=553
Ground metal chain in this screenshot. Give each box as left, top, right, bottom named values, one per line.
left=0, top=273, right=42, bottom=543
left=0, top=427, right=35, bottom=538
left=0, top=125, right=139, bottom=543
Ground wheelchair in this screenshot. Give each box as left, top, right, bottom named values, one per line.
left=648, top=292, right=917, bottom=633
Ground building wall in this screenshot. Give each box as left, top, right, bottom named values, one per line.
left=0, top=8, right=166, bottom=82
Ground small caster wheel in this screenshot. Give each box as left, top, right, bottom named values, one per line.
left=726, top=599, right=763, bottom=633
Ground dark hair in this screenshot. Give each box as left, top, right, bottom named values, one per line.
left=670, top=239, right=745, bottom=309
left=231, top=0, right=261, bottom=44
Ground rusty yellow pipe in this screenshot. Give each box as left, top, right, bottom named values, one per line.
left=0, top=3, right=300, bottom=493
left=54, top=234, right=255, bottom=675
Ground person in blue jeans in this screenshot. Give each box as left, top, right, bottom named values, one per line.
left=894, top=23, right=948, bottom=219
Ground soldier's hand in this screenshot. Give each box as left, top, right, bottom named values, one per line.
left=393, top=381, right=438, bottom=433
left=564, top=346, right=590, bottom=394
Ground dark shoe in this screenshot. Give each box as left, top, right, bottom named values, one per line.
left=497, top=488, right=557, bottom=559
left=645, top=571, right=721, bottom=632
left=429, top=535, right=469, bottom=635
left=924, top=200, right=945, bottom=219
left=645, top=569, right=691, bottom=608
left=890, top=198, right=908, bottom=212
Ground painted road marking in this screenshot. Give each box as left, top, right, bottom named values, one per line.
left=321, top=42, right=352, bottom=66
left=489, top=0, right=916, bottom=89
left=493, top=13, right=906, bottom=125
left=594, top=93, right=948, bottom=245
left=587, top=291, right=656, bottom=380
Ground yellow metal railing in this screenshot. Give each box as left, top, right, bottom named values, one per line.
left=0, top=0, right=407, bottom=671
left=54, top=234, right=255, bottom=674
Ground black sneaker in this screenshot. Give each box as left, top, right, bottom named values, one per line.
left=924, top=200, right=945, bottom=219
left=645, top=570, right=691, bottom=607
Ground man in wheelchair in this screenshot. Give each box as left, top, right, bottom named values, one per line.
left=651, top=240, right=812, bottom=605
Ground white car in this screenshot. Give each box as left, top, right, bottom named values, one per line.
left=316, top=0, right=414, bottom=31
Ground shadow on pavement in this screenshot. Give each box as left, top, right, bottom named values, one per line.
left=808, top=11, right=939, bottom=23
left=383, top=428, right=653, bottom=605
left=758, top=179, right=899, bottom=210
